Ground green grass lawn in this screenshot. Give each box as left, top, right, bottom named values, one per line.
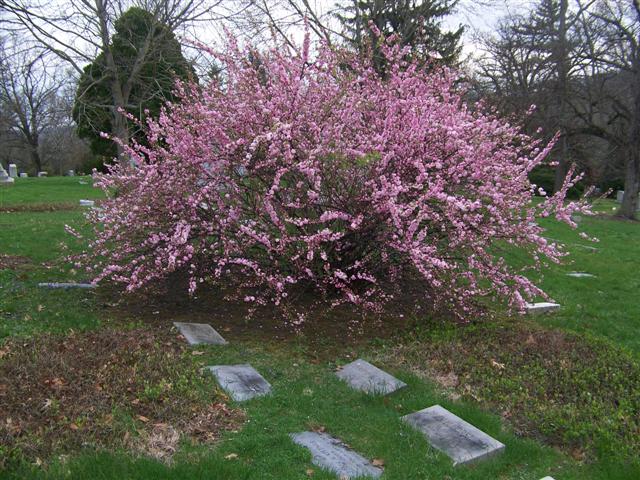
left=1, top=181, right=639, bottom=479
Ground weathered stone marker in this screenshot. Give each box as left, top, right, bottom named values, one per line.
left=290, top=431, right=383, bottom=479
left=173, top=322, right=227, bottom=345
left=38, top=282, right=96, bottom=289
left=402, top=405, right=505, bottom=466
left=566, top=272, right=596, bottom=278
left=336, top=359, right=406, bottom=395
left=37, top=171, right=47, bottom=177
left=19, top=172, right=28, bottom=178
left=525, top=302, right=560, bottom=314
left=616, top=190, right=624, bottom=203
left=0, top=164, right=15, bottom=186
left=8, top=164, right=18, bottom=178
left=207, top=364, right=271, bottom=401
left=79, top=199, right=95, bottom=207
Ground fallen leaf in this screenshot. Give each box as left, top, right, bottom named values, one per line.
left=225, top=453, right=239, bottom=460
left=490, top=359, right=505, bottom=370
left=137, top=415, right=150, bottom=423
left=69, top=423, right=79, bottom=431
left=37, top=305, right=44, bottom=312
left=192, top=351, right=205, bottom=356
left=372, top=458, right=385, bottom=467
left=306, top=468, right=314, bottom=476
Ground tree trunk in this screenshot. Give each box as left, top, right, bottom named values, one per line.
left=619, top=93, right=640, bottom=219
left=553, top=0, right=569, bottom=193
left=30, top=145, right=42, bottom=172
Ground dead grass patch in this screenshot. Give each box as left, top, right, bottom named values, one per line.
left=0, top=328, right=244, bottom=465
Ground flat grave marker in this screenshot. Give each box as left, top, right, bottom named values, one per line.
left=208, top=364, right=271, bottom=401
left=38, top=282, right=96, bottom=289
left=79, top=199, right=95, bottom=207
left=525, top=302, right=560, bottom=314
left=336, top=359, right=406, bottom=395
left=566, top=272, right=596, bottom=278
left=402, top=405, right=505, bottom=466
left=173, top=322, right=227, bottom=345
left=290, top=431, right=383, bottom=479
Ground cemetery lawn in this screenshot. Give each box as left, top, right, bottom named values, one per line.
left=1, top=178, right=640, bottom=479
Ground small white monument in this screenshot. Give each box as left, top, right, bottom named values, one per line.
left=0, top=164, right=15, bottom=186
left=38, top=171, right=48, bottom=177
left=19, top=172, right=28, bottom=178
left=8, top=164, right=18, bottom=178
left=616, top=190, right=624, bottom=203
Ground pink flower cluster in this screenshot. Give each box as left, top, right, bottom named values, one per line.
left=80, top=33, right=590, bottom=320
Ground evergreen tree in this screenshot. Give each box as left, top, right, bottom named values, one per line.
left=73, top=7, right=195, bottom=157
left=336, top=0, right=463, bottom=73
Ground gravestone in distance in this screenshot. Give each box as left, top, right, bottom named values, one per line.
left=525, top=302, right=560, bottom=314
left=290, top=431, right=383, bottom=479
left=402, top=405, right=505, bottom=466
left=67, top=169, right=75, bottom=176
left=173, top=322, right=227, bottom=345
left=566, top=272, right=596, bottom=278
left=38, top=282, right=96, bottom=289
left=79, top=199, right=95, bottom=207
left=19, top=172, right=28, bottom=178
left=0, top=164, right=15, bottom=186
left=336, top=359, right=406, bottom=395
left=616, top=190, right=624, bottom=203
left=8, top=164, right=17, bottom=178
left=37, top=171, right=47, bottom=177
left=207, top=364, right=271, bottom=401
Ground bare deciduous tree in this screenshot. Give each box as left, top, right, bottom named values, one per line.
left=0, top=40, right=66, bottom=172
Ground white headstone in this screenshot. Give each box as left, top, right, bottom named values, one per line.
left=8, top=164, right=17, bottom=178
left=79, top=199, right=95, bottom=207
left=402, top=405, right=505, bottom=466
left=38, top=171, right=48, bottom=177
left=290, top=431, right=383, bottom=479
left=336, top=359, right=406, bottom=395
left=19, top=172, right=28, bottom=178
left=67, top=169, right=75, bottom=176
left=616, top=190, right=624, bottom=203
left=0, top=164, right=15, bottom=186
left=525, top=302, right=560, bottom=314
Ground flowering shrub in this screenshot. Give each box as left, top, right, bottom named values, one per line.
left=78, top=32, right=590, bottom=321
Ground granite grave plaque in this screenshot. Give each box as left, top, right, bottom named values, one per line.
left=173, top=322, right=227, bottom=345
left=38, top=282, right=96, bottom=289
left=290, top=431, right=383, bottom=479
left=79, top=199, right=95, bottom=207
left=525, top=302, right=560, bottom=314
left=566, top=272, right=595, bottom=278
left=336, top=359, right=406, bottom=395
left=208, top=364, right=271, bottom=401
left=402, top=405, right=505, bottom=466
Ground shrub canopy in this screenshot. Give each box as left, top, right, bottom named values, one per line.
left=79, top=33, right=590, bottom=322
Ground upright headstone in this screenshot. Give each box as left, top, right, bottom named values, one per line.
left=402, top=405, right=505, bottom=466
left=37, top=171, right=48, bottom=177
left=290, top=431, right=383, bottom=479
left=0, top=164, right=15, bottom=186
left=8, top=164, right=17, bottom=178
left=616, top=190, right=624, bottom=203
left=207, top=364, right=271, bottom=401
left=525, top=302, right=560, bottom=314
left=173, top=322, right=227, bottom=345
left=19, top=172, right=28, bottom=178
left=67, top=169, right=75, bottom=176
left=336, top=359, right=406, bottom=395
